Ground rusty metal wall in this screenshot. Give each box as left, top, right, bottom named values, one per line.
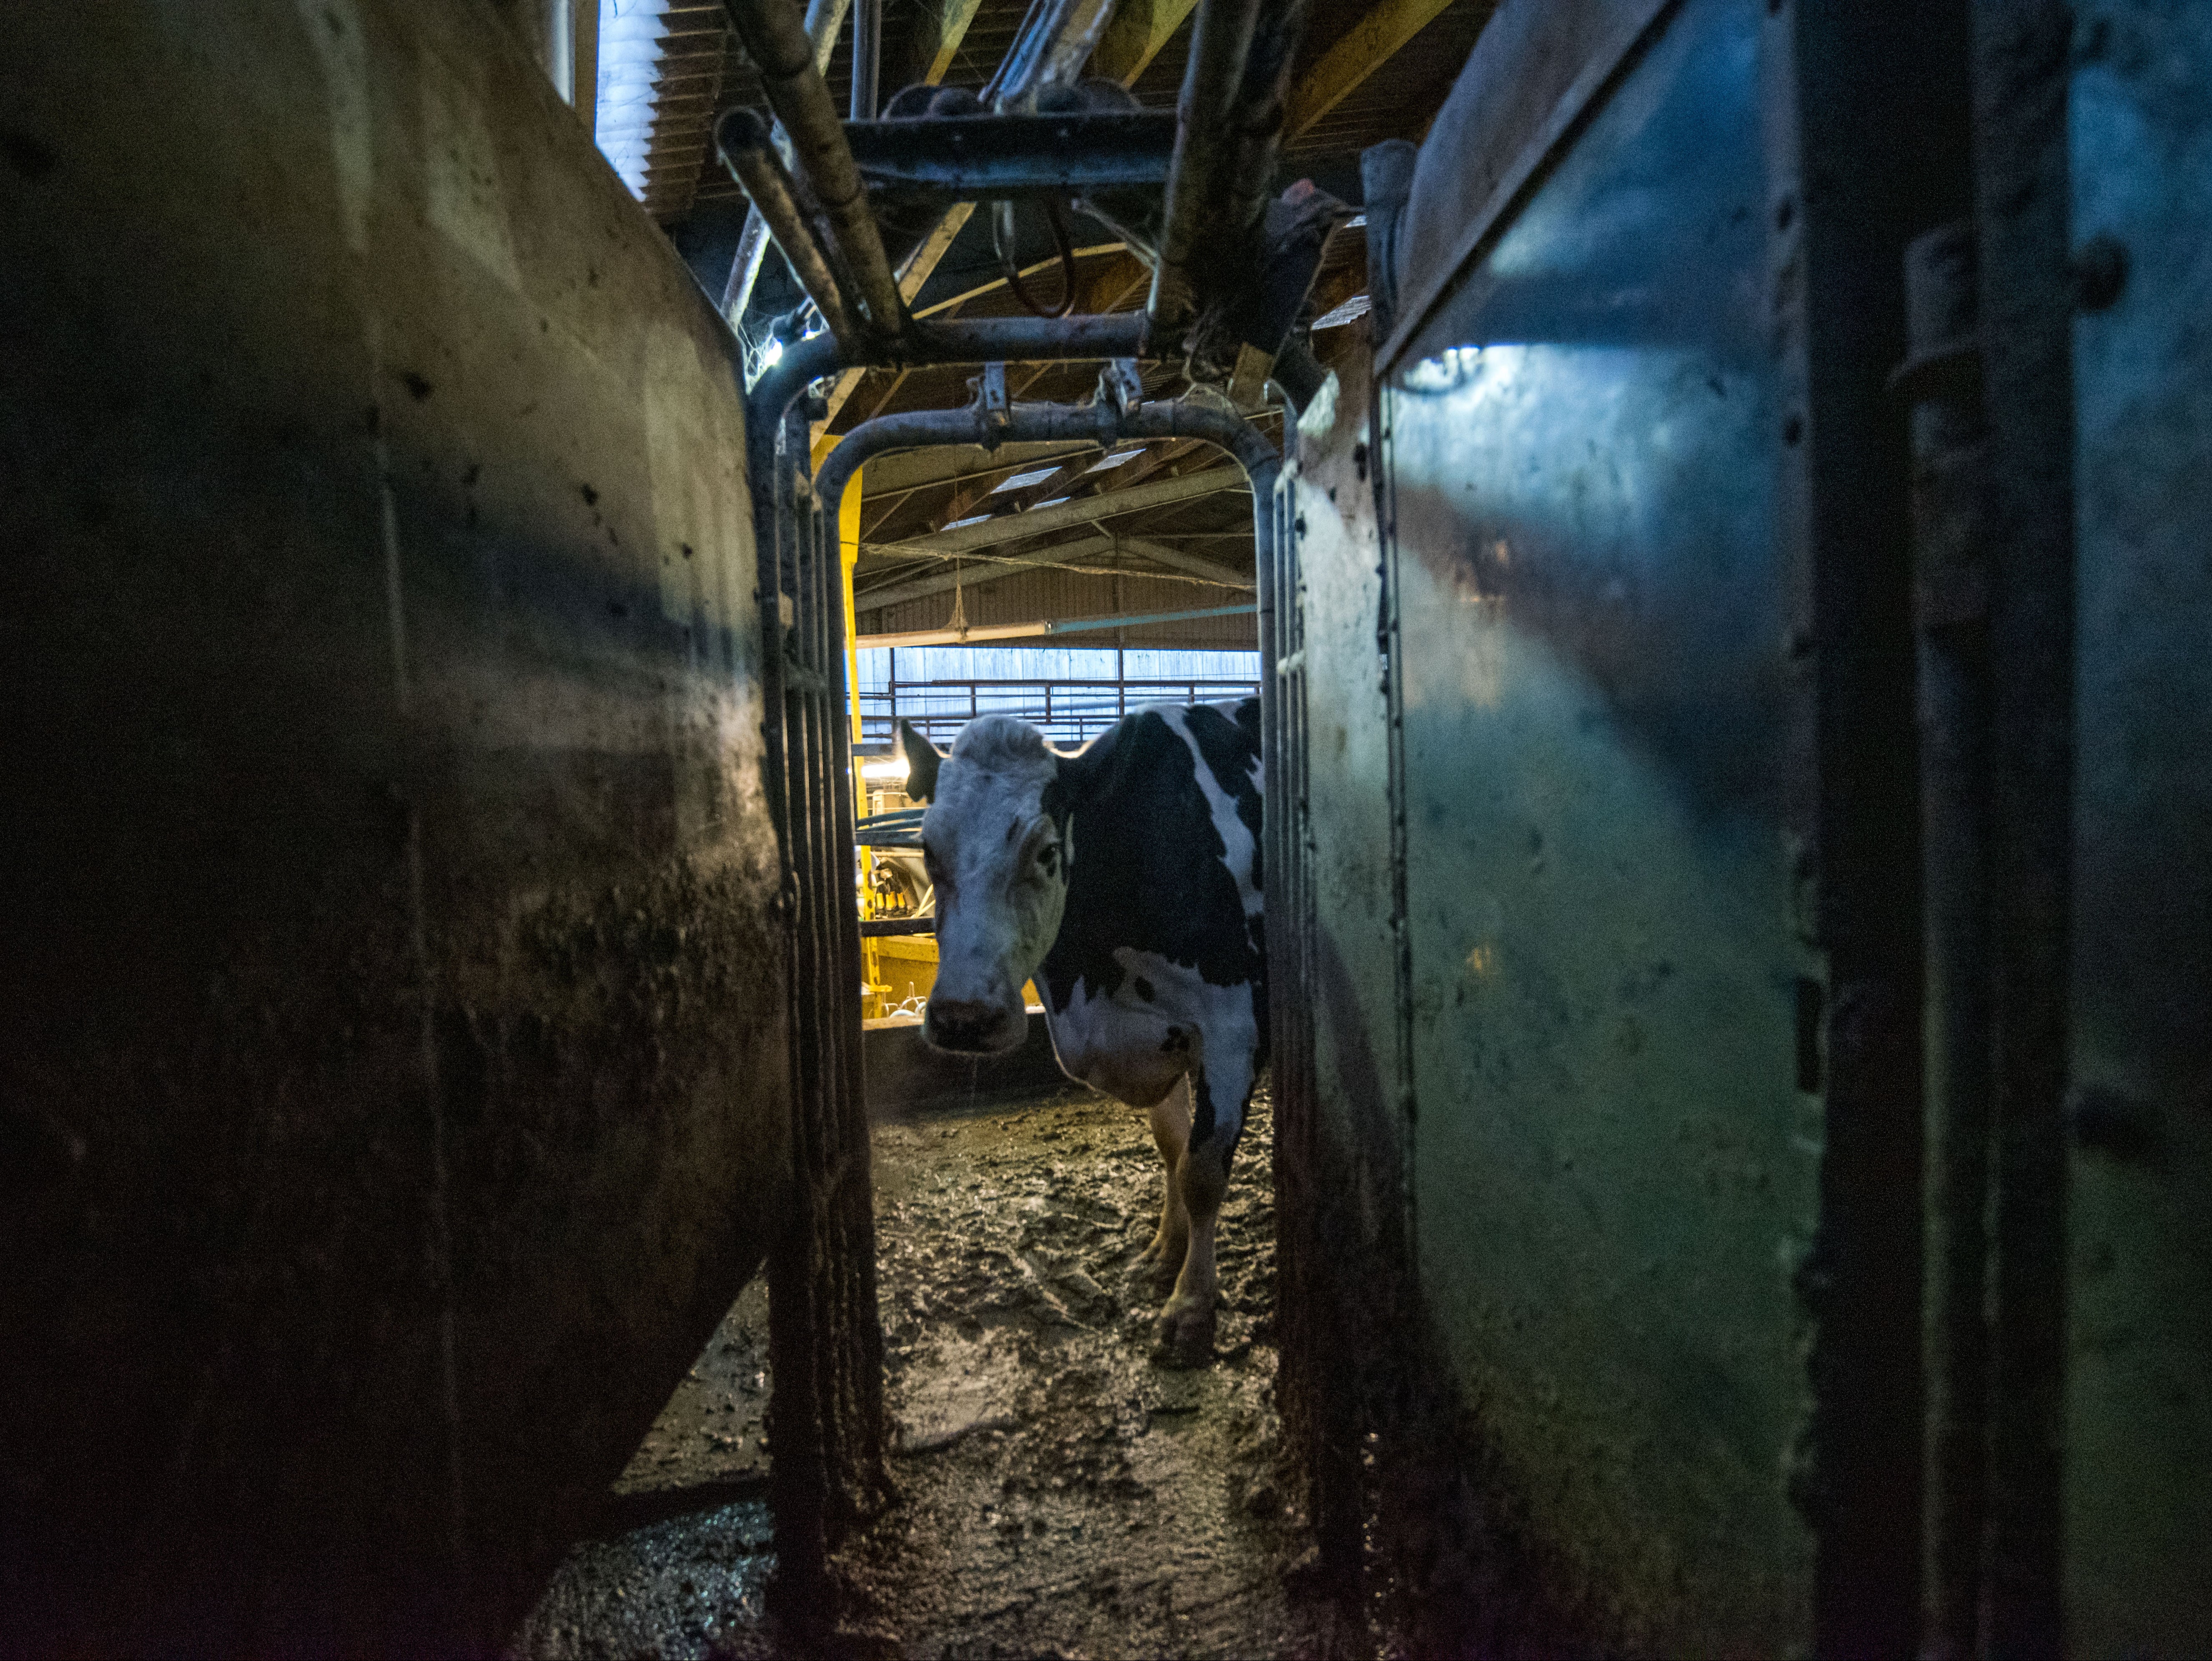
left=0, top=2, right=788, bottom=1651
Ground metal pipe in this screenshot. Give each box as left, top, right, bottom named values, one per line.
left=715, top=108, right=861, bottom=356
left=994, top=0, right=1121, bottom=110
left=860, top=602, right=1254, bottom=649
left=1216, top=0, right=1313, bottom=261
left=722, top=0, right=852, bottom=329
left=818, top=397, right=1276, bottom=520
left=1898, top=219, right=1992, bottom=1661
left=815, top=394, right=1279, bottom=650
left=721, top=0, right=903, bottom=338
left=1145, top=0, right=1263, bottom=342
left=744, top=312, right=1151, bottom=486
left=1359, top=140, right=1418, bottom=344
left=867, top=465, right=1241, bottom=556
left=850, top=0, right=880, bottom=119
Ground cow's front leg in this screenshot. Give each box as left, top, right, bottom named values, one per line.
left=1159, top=1052, right=1252, bottom=1366
left=1133, top=1074, right=1191, bottom=1290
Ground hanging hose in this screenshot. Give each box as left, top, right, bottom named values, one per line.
left=996, top=199, right=1078, bottom=319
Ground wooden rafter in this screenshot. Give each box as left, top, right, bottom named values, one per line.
left=1284, top=0, right=1460, bottom=139
left=1089, top=0, right=1201, bottom=86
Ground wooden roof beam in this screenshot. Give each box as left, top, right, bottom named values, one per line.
left=1284, top=0, right=1458, bottom=140
left=1088, top=0, right=1201, bottom=86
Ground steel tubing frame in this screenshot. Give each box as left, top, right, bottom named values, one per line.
left=815, top=396, right=1277, bottom=535
left=744, top=312, right=1150, bottom=485
left=1145, top=0, right=1262, bottom=340
left=721, top=0, right=903, bottom=338
left=741, top=308, right=1155, bottom=1610
left=715, top=107, right=861, bottom=355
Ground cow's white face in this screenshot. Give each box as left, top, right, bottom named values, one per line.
left=902, top=717, right=1070, bottom=1055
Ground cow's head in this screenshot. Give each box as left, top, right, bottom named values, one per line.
left=900, top=715, right=1074, bottom=1055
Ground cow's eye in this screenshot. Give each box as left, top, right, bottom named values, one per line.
left=1037, top=843, right=1059, bottom=876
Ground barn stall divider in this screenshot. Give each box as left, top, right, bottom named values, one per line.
left=1266, top=0, right=2211, bottom=1655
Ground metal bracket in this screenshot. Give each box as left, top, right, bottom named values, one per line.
left=1099, top=357, right=1143, bottom=418
left=977, top=362, right=1011, bottom=449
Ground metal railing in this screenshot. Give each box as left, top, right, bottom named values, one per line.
left=858, top=675, right=1259, bottom=747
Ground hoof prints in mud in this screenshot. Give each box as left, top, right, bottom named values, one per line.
left=850, top=1085, right=1300, bottom=1659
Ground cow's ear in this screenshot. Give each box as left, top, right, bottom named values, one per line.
left=897, top=719, right=946, bottom=802
left=1048, top=720, right=1118, bottom=817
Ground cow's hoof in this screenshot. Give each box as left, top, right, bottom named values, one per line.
left=1154, top=1295, right=1215, bottom=1368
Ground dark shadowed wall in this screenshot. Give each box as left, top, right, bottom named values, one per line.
left=0, top=2, right=788, bottom=1651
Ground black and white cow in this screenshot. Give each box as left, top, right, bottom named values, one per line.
left=896, top=699, right=1266, bottom=1363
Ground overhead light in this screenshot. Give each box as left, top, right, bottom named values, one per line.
left=760, top=336, right=784, bottom=368
left=861, top=757, right=911, bottom=781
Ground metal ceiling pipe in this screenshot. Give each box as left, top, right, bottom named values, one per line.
left=715, top=108, right=861, bottom=356
left=722, top=0, right=852, bottom=328
left=850, top=0, right=880, bottom=119
left=721, top=0, right=903, bottom=339
left=745, top=312, right=1152, bottom=484
left=1216, top=0, right=1313, bottom=262
left=1144, top=0, right=1264, bottom=344
left=993, top=0, right=1121, bottom=110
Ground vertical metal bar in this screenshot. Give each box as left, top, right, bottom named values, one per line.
left=755, top=400, right=887, bottom=1636
left=1901, top=220, right=1994, bottom=1661
left=850, top=0, right=880, bottom=120
left=1765, top=0, right=1976, bottom=1644
left=1970, top=1, right=2075, bottom=1649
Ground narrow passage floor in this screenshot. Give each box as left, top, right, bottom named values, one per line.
left=518, top=1084, right=1356, bottom=1659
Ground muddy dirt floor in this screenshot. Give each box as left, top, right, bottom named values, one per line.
left=515, top=1082, right=1363, bottom=1659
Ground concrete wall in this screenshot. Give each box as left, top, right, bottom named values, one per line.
left=0, top=2, right=787, bottom=1651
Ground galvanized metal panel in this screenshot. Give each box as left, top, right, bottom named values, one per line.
left=1386, top=0, right=1672, bottom=371
left=1377, top=0, right=1815, bottom=1645
left=2065, top=6, right=2212, bottom=1652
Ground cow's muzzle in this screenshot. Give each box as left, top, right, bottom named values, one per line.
left=922, top=996, right=1026, bottom=1056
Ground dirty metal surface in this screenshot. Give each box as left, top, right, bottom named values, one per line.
left=1366, top=0, right=1818, bottom=1648
left=2064, top=3, right=2212, bottom=1653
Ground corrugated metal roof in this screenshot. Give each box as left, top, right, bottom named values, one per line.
left=594, top=0, right=729, bottom=217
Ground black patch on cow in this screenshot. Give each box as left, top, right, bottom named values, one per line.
left=1184, top=700, right=1264, bottom=901
left=1037, top=709, right=1263, bottom=1018
left=1134, top=976, right=1156, bottom=1002
left=1192, top=1065, right=1237, bottom=1158
left=1160, top=1025, right=1186, bottom=1054
left=900, top=719, right=947, bottom=802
